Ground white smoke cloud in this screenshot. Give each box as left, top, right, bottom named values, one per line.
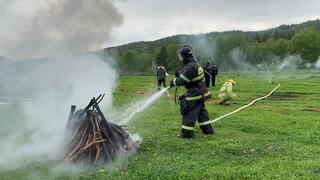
left=0, top=0, right=124, bottom=170
left=0, top=0, right=123, bottom=60
left=193, top=36, right=217, bottom=64
left=0, top=54, right=118, bottom=169
left=277, top=54, right=303, bottom=70
left=177, top=35, right=218, bottom=66
left=315, top=57, right=320, bottom=69
left=229, top=47, right=254, bottom=70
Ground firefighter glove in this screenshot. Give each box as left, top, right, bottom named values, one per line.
left=170, top=79, right=175, bottom=87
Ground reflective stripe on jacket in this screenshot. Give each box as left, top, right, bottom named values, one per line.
left=173, top=58, right=211, bottom=101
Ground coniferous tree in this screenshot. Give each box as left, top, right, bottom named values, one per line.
left=155, top=46, right=168, bottom=66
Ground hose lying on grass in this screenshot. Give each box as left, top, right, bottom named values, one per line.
left=210, top=84, right=281, bottom=124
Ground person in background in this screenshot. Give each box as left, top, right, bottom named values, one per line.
left=174, top=65, right=180, bottom=78
left=203, top=62, right=212, bottom=88
left=210, top=63, right=218, bottom=87
left=218, top=79, right=236, bottom=105
left=156, top=64, right=167, bottom=90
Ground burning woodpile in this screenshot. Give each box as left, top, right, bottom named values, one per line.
left=63, top=94, right=139, bottom=165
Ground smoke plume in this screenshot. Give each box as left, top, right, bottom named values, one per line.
left=277, top=54, right=303, bottom=70
left=0, top=0, right=123, bottom=60
left=0, top=54, right=117, bottom=169
left=315, top=57, right=320, bottom=69
left=0, top=0, right=126, bottom=170
left=229, top=48, right=254, bottom=70
left=178, top=35, right=217, bottom=65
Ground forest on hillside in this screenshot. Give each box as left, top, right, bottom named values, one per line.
left=100, top=19, right=320, bottom=74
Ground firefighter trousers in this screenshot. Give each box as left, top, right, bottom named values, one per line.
left=179, top=96, right=214, bottom=138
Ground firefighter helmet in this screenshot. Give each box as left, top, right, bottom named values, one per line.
left=177, top=45, right=193, bottom=61
left=228, top=79, right=236, bottom=85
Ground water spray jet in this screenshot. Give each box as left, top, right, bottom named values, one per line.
left=118, top=87, right=170, bottom=125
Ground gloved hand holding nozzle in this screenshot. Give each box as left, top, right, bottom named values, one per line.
left=169, top=78, right=176, bottom=88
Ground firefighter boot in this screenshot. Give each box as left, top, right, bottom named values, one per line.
left=200, top=124, right=214, bottom=135
left=218, top=100, right=226, bottom=105
left=180, top=129, right=195, bottom=138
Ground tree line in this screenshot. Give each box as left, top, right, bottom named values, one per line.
left=99, top=19, right=320, bottom=74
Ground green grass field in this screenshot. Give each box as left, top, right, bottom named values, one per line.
left=1, top=71, right=320, bottom=179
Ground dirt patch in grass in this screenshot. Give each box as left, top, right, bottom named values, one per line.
left=120, top=89, right=152, bottom=96
left=267, top=92, right=310, bottom=100
left=305, top=108, right=320, bottom=113
left=207, top=99, right=221, bottom=103
left=253, top=104, right=291, bottom=111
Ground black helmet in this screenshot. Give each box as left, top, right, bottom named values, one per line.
left=177, top=45, right=193, bottom=61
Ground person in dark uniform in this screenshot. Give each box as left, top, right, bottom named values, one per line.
left=203, top=62, right=212, bottom=88
left=170, top=45, right=214, bottom=138
left=210, top=63, right=218, bottom=87
left=156, top=64, right=167, bottom=90
left=174, top=65, right=180, bottom=78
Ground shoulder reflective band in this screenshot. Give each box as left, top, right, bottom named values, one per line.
left=173, top=78, right=177, bottom=86
left=180, top=74, right=190, bottom=82
left=186, top=91, right=211, bottom=101
left=182, top=125, right=194, bottom=130
left=191, top=74, right=204, bottom=81
left=199, top=120, right=212, bottom=126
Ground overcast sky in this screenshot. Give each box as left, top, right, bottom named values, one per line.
left=110, top=0, right=320, bottom=46
left=0, top=0, right=319, bottom=59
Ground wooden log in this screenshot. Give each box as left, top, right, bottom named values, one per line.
left=63, top=96, right=139, bottom=165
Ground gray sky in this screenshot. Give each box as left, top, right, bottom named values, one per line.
left=0, top=0, right=319, bottom=59
left=109, top=0, right=320, bottom=46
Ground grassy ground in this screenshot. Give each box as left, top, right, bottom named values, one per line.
left=1, top=71, right=320, bottom=179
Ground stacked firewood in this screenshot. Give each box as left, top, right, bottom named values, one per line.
left=63, top=94, right=139, bottom=165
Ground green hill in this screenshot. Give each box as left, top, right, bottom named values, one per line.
left=100, top=19, right=320, bottom=73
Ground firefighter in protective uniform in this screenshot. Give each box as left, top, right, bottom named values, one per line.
left=170, top=45, right=214, bottom=138
left=218, top=79, right=236, bottom=105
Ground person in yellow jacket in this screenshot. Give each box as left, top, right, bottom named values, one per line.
left=218, top=79, right=236, bottom=105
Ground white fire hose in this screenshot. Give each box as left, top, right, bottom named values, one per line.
left=209, top=84, right=281, bottom=124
